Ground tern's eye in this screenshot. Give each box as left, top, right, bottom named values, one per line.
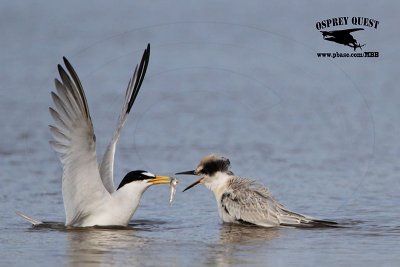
left=198, top=168, right=208, bottom=175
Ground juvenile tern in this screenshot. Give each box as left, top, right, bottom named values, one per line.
left=22, top=44, right=174, bottom=227
left=177, top=154, right=337, bottom=227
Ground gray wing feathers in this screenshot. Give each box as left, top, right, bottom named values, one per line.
left=50, top=57, right=109, bottom=226
left=99, top=44, right=150, bottom=193
left=221, top=177, right=310, bottom=227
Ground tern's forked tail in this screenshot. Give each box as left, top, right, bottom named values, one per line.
left=16, top=211, right=43, bottom=226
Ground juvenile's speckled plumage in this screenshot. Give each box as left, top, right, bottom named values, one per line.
left=177, top=154, right=336, bottom=227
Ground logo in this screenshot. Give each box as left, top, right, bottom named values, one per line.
left=320, top=28, right=365, bottom=51
left=315, top=16, right=379, bottom=58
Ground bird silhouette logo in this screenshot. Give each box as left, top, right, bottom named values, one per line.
left=320, top=28, right=365, bottom=51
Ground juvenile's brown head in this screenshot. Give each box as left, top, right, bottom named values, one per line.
left=176, top=154, right=232, bottom=191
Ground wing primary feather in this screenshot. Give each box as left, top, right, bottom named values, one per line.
left=51, top=92, right=73, bottom=122
left=48, top=125, right=70, bottom=142
left=125, top=77, right=133, bottom=100
left=49, top=107, right=68, bottom=131
left=127, top=43, right=150, bottom=113
left=54, top=79, right=81, bottom=116
left=62, top=57, right=90, bottom=119
left=57, top=64, right=86, bottom=117
left=134, top=43, right=150, bottom=99
left=49, top=140, right=69, bottom=154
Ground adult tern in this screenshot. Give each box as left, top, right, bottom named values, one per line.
left=21, top=44, right=174, bottom=227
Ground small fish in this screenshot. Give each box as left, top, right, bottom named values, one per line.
left=169, top=178, right=178, bottom=205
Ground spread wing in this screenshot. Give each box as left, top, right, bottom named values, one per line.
left=50, top=57, right=110, bottom=226
left=221, top=177, right=311, bottom=227
left=99, top=43, right=150, bottom=193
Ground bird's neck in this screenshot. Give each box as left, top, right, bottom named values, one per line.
left=109, top=183, right=149, bottom=225
left=204, top=172, right=231, bottom=199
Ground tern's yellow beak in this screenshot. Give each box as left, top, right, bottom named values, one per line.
left=147, top=175, right=173, bottom=185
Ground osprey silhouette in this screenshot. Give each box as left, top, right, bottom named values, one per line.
left=320, top=28, right=365, bottom=51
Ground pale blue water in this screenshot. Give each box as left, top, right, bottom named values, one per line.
left=1, top=1, right=400, bottom=266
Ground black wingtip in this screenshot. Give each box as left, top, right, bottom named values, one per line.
left=58, top=56, right=91, bottom=119
left=57, top=64, right=64, bottom=73
left=62, top=57, right=70, bottom=71
left=57, top=64, right=69, bottom=85
left=126, top=43, right=151, bottom=114
left=62, top=57, right=73, bottom=72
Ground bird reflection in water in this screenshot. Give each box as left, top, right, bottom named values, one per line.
left=218, top=223, right=280, bottom=244
left=65, top=226, right=151, bottom=267
left=205, top=224, right=280, bottom=267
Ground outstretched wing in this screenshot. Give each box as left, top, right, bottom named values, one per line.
left=50, top=57, right=110, bottom=226
left=99, top=44, right=150, bottom=193
left=221, top=177, right=311, bottom=227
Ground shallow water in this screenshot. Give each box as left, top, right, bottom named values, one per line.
left=1, top=1, right=400, bottom=266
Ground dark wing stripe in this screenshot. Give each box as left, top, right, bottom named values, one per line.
left=57, top=64, right=86, bottom=119
left=134, top=43, right=150, bottom=97
left=61, top=57, right=90, bottom=119
left=126, top=43, right=150, bottom=113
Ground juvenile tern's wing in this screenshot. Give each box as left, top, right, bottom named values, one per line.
left=99, top=44, right=150, bottom=193
left=221, top=177, right=313, bottom=227
left=221, top=178, right=281, bottom=227
left=50, top=57, right=109, bottom=226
